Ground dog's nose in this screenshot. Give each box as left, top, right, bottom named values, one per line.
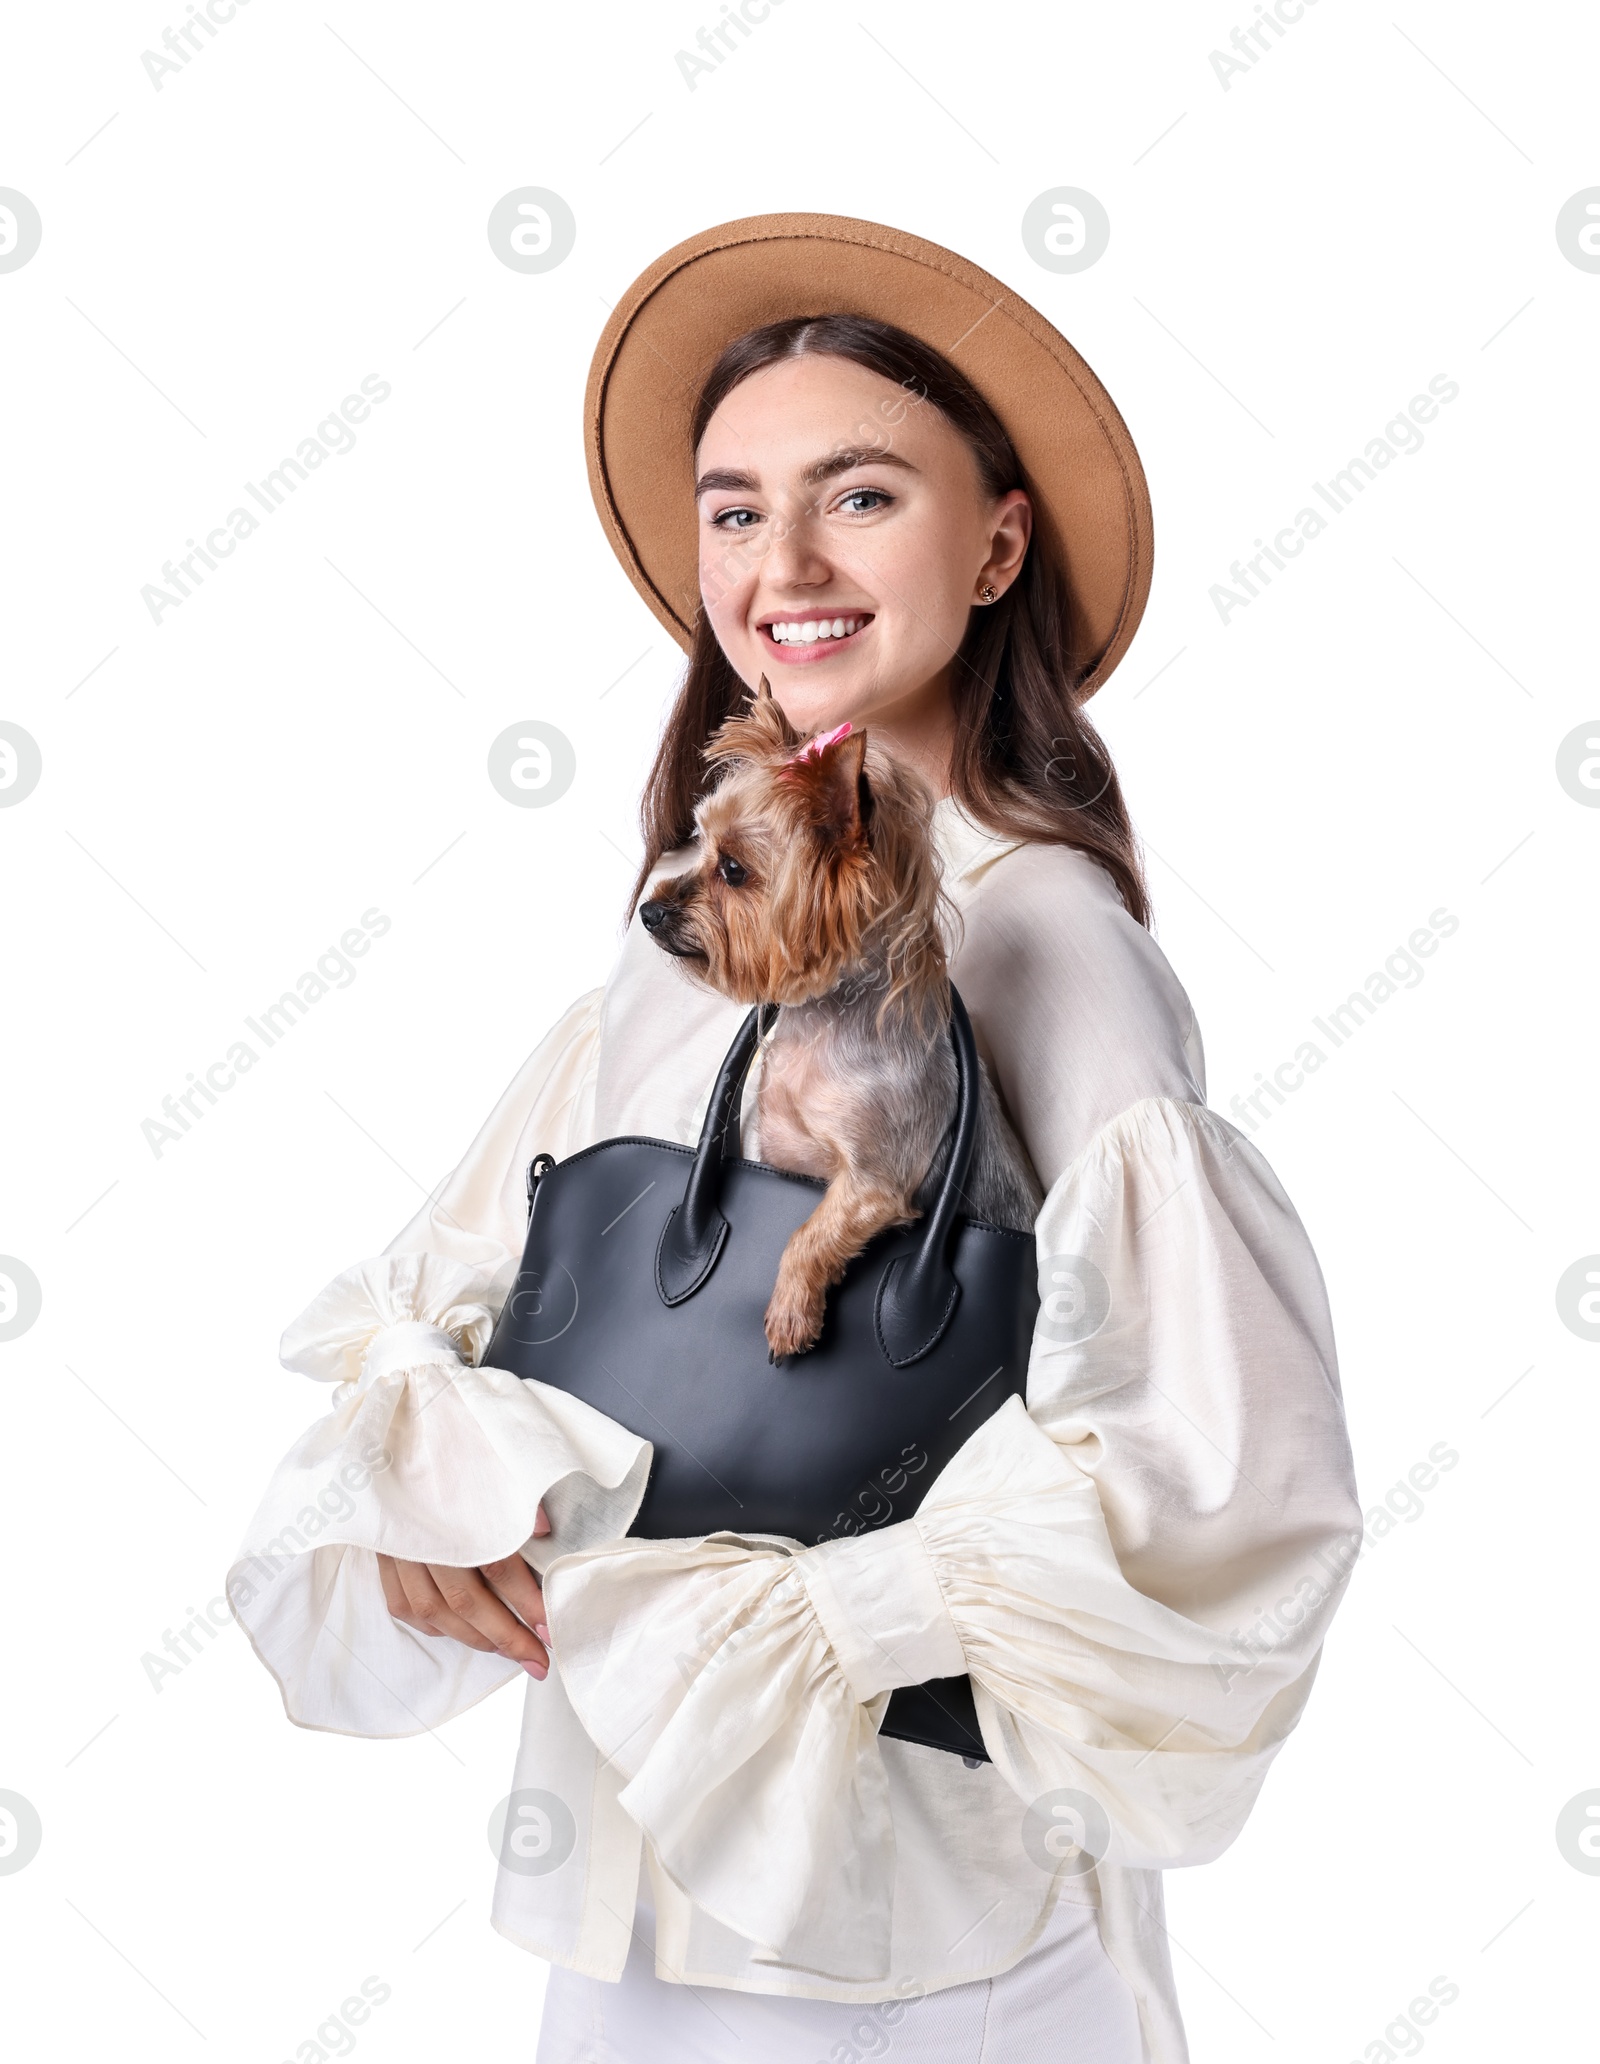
left=640, top=899, right=668, bottom=932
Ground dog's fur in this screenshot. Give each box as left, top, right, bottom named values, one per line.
left=642, top=679, right=1042, bottom=1360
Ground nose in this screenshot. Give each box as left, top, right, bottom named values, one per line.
left=761, top=499, right=832, bottom=588
left=640, top=899, right=668, bottom=932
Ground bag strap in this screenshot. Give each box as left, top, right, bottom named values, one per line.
left=656, top=986, right=979, bottom=1367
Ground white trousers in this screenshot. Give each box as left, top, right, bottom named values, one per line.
left=535, top=1883, right=1148, bottom=2064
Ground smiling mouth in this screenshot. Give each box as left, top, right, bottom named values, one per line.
left=759, top=611, right=873, bottom=659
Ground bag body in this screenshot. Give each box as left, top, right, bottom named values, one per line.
left=485, top=987, right=1040, bottom=1757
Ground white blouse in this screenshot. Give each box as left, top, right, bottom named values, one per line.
left=229, top=797, right=1361, bottom=2064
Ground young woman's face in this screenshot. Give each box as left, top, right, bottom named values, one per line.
left=693, top=354, right=1031, bottom=747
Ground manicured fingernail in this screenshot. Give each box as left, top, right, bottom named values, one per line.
left=534, top=1623, right=551, bottom=1647
left=522, top=1659, right=547, bottom=1679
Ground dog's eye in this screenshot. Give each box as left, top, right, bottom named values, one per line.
left=716, top=854, right=748, bottom=887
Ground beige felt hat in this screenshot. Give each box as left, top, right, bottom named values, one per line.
left=584, top=212, right=1153, bottom=698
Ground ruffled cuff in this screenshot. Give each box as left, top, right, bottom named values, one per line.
left=544, top=1393, right=1336, bottom=1975
left=229, top=1255, right=652, bottom=1736
left=544, top=1515, right=976, bottom=1980
left=912, top=1401, right=1309, bottom=1870
left=544, top=1531, right=898, bottom=1983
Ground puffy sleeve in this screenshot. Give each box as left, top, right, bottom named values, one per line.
left=542, top=1096, right=1362, bottom=1977
left=228, top=988, right=653, bottom=1736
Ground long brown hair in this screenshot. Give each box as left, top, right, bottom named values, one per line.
left=625, top=314, right=1150, bottom=929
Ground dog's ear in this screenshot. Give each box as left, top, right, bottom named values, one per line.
left=792, top=725, right=872, bottom=845
left=704, top=675, right=800, bottom=766
left=751, top=676, right=801, bottom=749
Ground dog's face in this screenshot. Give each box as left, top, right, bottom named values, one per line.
left=641, top=683, right=880, bottom=1006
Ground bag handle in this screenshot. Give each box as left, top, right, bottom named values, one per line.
left=655, top=985, right=979, bottom=1367
left=874, top=986, right=979, bottom=1366
left=654, top=1000, right=776, bottom=1307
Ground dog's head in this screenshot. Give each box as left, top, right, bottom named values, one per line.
left=640, top=678, right=950, bottom=1014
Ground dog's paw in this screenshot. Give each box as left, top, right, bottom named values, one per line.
left=764, top=1293, right=823, bottom=1363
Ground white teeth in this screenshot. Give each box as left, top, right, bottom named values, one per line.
left=768, top=615, right=864, bottom=643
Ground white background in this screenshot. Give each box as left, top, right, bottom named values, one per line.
left=2, top=1, right=1596, bottom=2058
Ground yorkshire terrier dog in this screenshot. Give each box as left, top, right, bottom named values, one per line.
left=641, top=678, right=1042, bottom=1361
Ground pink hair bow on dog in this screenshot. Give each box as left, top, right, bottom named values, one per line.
left=788, top=721, right=853, bottom=767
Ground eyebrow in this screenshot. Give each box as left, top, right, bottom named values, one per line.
left=694, top=444, right=919, bottom=499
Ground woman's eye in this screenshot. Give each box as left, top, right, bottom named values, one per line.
left=837, top=488, right=891, bottom=516
left=716, top=855, right=748, bottom=886
left=710, top=506, right=761, bottom=531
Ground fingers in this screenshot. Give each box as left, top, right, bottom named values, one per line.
left=375, top=1552, right=411, bottom=1625
left=464, top=1558, right=551, bottom=1678
left=380, top=1555, right=491, bottom=1651
left=380, top=1558, right=549, bottom=1676
left=479, top=1552, right=546, bottom=1639
left=392, top=1559, right=496, bottom=1651
left=480, top=1554, right=550, bottom=1678
left=376, top=1552, right=459, bottom=1643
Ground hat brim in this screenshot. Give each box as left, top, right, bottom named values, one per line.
left=585, top=212, right=1152, bottom=698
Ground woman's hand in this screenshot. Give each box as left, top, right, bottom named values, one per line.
left=376, top=1504, right=553, bottom=1678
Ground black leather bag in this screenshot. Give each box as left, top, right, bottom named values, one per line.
left=484, top=985, right=1039, bottom=1759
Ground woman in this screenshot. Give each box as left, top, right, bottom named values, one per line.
left=231, top=216, right=1361, bottom=2064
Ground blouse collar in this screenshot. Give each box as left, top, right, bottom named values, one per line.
left=931, top=793, right=1027, bottom=887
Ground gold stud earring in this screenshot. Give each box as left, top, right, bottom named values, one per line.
left=979, top=583, right=999, bottom=603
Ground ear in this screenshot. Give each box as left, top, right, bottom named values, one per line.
left=796, top=726, right=872, bottom=845
left=753, top=675, right=802, bottom=749
left=704, top=674, right=800, bottom=767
